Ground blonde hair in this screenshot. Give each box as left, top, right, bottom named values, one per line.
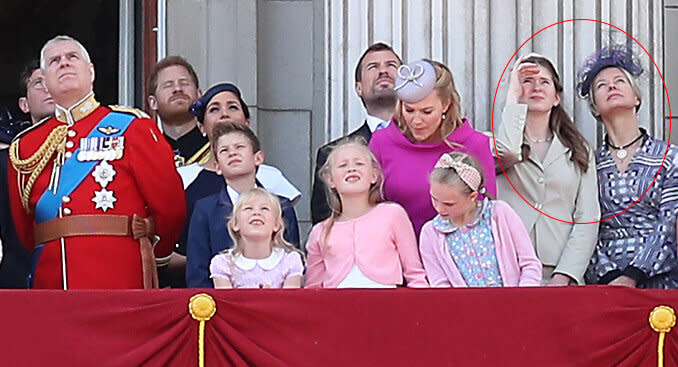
left=393, top=59, right=463, bottom=142
left=429, top=152, right=491, bottom=198
left=227, top=188, right=299, bottom=256
left=317, top=137, right=384, bottom=248
left=587, top=66, right=642, bottom=119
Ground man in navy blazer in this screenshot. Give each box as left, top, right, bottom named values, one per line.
left=310, top=43, right=402, bottom=224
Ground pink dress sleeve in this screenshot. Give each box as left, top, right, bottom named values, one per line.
left=283, top=251, right=304, bottom=279
left=419, top=222, right=452, bottom=288
left=390, top=205, right=429, bottom=287
left=304, top=223, right=326, bottom=288
left=209, top=253, right=233, bottom=280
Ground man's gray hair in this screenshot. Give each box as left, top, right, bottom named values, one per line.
left=40, top=35, right=92, bottom=71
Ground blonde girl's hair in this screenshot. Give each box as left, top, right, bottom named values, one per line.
left=226, top=188, right=300, bottom=256
left=393, top=59, right=463, bottom=142
left=430, top=152, right=493, bottom=199
left=317, top=137, right=384, bottom=248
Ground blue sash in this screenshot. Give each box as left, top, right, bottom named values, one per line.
left=34, top=112, right=134, bottom=223
left=28, top=111, right=135, bottom=287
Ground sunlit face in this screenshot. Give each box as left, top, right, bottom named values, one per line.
left=232, top=195, right=281, bottom=241
left=149, top=65, right=200, bottom=120
left=327, top=144, right=378, bottom=197
left=19, top=69, right=55, bottom=122
left=214, top=132, right=263, bottom=179
left=401, top=91, right=450, bottom=143
left=43, top=40, right=94, bottom=104
left=429, top=180, right=477, bottom=223
left=591, top=67, right=640, bottom=116
left=518, top=64, right=561, bottom=113
left=202, top=91, right=248, bottom=137
left=355, top=50, right=400, bottom=104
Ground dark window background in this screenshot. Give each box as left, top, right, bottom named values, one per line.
left=0, top=0, right=119, bottom=120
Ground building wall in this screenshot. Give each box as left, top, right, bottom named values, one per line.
left=164, top=0, right=668, bottom=237
left=322, top=0, right=666, bottom=147
left=166, top=0, right=316, bottom=236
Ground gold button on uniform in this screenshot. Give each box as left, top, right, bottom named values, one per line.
left=68, top=130, right=76, bottom=137
left=65, top=152, right=73, bottom=159
left=63, top=208, right=72, bottom=215
left=61, top=196, right=71, bottom=203
left=65, top=141, right=74, bottom=149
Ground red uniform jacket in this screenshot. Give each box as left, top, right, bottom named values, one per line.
left=8, top=96, right=186, bottom=289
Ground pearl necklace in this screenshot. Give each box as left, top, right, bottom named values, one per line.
left=525, top=134, right=554, bottom=144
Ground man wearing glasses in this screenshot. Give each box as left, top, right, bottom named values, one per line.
left=0, top=59, right=55, bottom=288
left=18, top=59, right=56, bottom=124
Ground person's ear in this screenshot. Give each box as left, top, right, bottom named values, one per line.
left=553, top=93, right=561, bottom=108
left=254, top=150, right=264, bottom=166
left=89, top=64, right=95, bottom=84
left=18, top=97, right=30, bottom=114
left=355, top=82, right=363, bottom=98
left=215, top=158, right=222, bottom=175
left=469, top=191, right=479, bottom=202
left=370, top=169, right=378, bottom=185
left=148, top=95, right=158, bottom=111
left=325, top=172, right=336, bottom=188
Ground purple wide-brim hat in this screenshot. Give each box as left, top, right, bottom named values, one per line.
left=394, top=60, right=437, bottom=103
left=576, top=43, right=644, bottom=98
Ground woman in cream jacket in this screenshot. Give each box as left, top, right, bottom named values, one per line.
left=494, top=54, right=599, bottom=285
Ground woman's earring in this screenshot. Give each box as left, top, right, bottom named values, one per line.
left=441, top=113, right=447, bottom=120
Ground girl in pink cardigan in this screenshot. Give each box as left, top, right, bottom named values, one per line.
left=305, top=139, right=428, bottom=288
left=419, top=152, right=542, bottom=287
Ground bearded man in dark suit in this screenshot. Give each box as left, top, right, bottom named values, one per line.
left=310, top=43, right=402, bottom=224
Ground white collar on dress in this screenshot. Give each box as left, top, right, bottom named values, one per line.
left=233, top=247, right=285, bottom=270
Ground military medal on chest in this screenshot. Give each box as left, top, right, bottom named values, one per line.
left=77, top=135, right=125, bottom=161
left=82, top=126, right=125, bottom=212
left=91, top=160, right=118, bottom=212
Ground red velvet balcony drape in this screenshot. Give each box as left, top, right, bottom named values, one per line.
left=0, top=287, right=676, bottom=366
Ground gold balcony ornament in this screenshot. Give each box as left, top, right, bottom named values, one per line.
left=649, top=305, right=676, bottom=367
left=189, top=293, right=217, bottom=367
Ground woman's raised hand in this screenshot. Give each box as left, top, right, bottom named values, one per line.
left=505, top=56, right=540, bottom=105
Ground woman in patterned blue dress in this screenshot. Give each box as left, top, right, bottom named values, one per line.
left=577, top=45, right=678, bottom=288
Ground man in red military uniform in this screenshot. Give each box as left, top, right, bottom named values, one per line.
left=8, top=35, right=186, bottom=289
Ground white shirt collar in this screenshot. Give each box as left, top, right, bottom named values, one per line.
left=233, top=247, right=285, bottom=270
left=226, top=185, right=241, bottom=204
left=226, top=184, right=257, bottom=204
left=365, top=114, right=390, bottom=133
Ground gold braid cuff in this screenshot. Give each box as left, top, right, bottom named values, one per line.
left=9, top=125, right=68, bottom=212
